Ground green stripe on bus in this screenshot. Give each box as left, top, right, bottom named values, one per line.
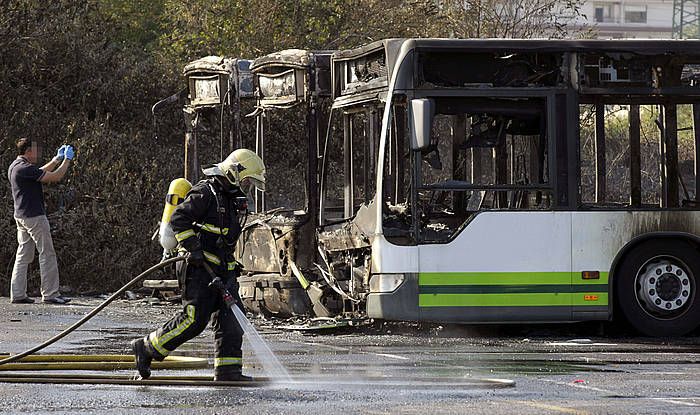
left=418, top=293, right=609, bottom=307
left=419, top=272, right=609, bottom=286
left=420, top=284, right=608, bottom=294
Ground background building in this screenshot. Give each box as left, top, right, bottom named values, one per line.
left=568, top=0, right=676, bottom=38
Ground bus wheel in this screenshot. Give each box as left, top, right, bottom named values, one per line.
left=616, top=240, right=700, bottom=336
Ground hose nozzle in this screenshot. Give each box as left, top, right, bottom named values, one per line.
left=209, top=276, right=236, bottom=308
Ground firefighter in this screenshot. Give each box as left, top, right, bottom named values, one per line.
left=131, top=148, right=265, bottom=381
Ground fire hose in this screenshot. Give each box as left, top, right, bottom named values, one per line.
left=0, top=256, right=185, bottom=367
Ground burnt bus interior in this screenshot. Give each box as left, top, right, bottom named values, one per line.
left=236, top=50, right=334, bottom=317
left=245, top=50, right=332, bottom=214
left=321, top=47, right=388, bottom=223
left=369, top=42, right=700, bottom=246
left=313, top=45, right=400, bottom=316
left=315, top=101, right=384, bottom=315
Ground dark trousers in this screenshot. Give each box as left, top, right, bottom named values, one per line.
left=146, top=265, right=244, bottom=369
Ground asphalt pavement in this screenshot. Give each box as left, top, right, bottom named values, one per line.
left=1, top=296, right=699, bottom=414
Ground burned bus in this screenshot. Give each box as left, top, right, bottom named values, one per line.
left=236, top=49, right=334, bottom=317
left=314, top=38, right=700, bottom=336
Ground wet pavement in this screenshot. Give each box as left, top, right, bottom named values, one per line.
left=1, top=296, right=700, bottom=414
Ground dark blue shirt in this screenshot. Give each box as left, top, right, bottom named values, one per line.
left=8, top=156, right=46, bottom=218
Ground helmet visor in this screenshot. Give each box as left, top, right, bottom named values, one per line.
left=241, top=177, right=265, bottom=193
left=250, top=177, right=265, bottom=192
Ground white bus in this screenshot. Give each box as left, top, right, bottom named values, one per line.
left=317, top=38, right=700, bottom=336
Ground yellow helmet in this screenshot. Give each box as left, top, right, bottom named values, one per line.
left=203, top=148, right=266, bottom=191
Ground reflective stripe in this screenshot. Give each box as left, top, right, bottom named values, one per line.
left=203, top=251, right=221, bottom=265
left=418, top=272, right=610, bottom=307
left=149, top=305, right=196, bottom=355
left=175, top=229, right=196, bottom=242
left=214, top=357, right=242, bottom=367
left=419, top=272, right=610, bottom=286
left=227, top=261, right=241, bottom=271
left=418, top=292, right=609, bottom=307
left=148, top=332, right=169, bottom=357
left=199, top=223, right=229, bottom=235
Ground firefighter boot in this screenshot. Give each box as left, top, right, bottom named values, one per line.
left=131, top=337, right=153, bottom=379
left=214, top=365, right=253, bottom=382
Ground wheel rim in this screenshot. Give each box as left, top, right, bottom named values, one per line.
left=635, top=255, right=694, bottom=319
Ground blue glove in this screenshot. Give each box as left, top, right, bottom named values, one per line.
left=53, top=145, right=67, bottom=162
left=64, top=145, right=75, bottom=161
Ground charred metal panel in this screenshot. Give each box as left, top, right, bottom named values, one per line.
left=337, top=50, right=388, bottom=95
left=318, top=222, right=371, bottom=252
left=251, top=49, right=332, bottom=108
left=352, top=200, right=377, bottom=238
left=572, top=210, right=700, bottom=282
left=331, top=40, right=405, bottom=103
left=251, top=49, right=313, bottom=70
left=237, top=226, right=283, bottom=274
left=235, top=212, right=318, bottom=317
left=417, top=51, right=564, bottom=88
left=581, top=210, right=700, bottom=249
left=317, top=201, right=375, bottom=253
left=183, top=56, right=253, bottom=107
left=236, top=212, right=317, bottom=274
left=238, top=273, right=311, bottom=317
left=629, top=211, right=700, bottom=237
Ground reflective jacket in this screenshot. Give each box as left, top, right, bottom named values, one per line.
left=171, top=178, right=245, bottom=276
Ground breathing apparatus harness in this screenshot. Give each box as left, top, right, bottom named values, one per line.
left=204, top=179, right=248, bottom=271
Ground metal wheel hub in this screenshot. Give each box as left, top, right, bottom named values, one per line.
left=637, top=259, right=691, bottom=314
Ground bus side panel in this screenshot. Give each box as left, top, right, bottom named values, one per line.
left=368, top=273, right=573, bottom=323
left=369, top=211, right=576, bottom=322
left=571, top=211, right=700, bottom=321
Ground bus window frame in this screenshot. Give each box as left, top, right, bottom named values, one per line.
left=382, top=89, right=572, bottom=245
left=320, top=103, right=383, bottom=226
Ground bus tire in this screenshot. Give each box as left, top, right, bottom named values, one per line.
left=615, top=239, right=700, bottom=336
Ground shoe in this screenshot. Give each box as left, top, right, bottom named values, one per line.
left=42, top=297, right=68, bottom=304
left=214, top=372, right=253, bottom=382
left=214, top=368, right=253, bottom=382
left=11, top=297, right=35, bottom=304
left=131, top=338, right=153, bottom=379
left=57, top=296, right=71, bottom=304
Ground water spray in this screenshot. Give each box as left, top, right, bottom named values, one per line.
left=206, top=264, right=291, bottom=382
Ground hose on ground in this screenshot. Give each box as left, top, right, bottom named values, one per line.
left=0, top=256, right=185, bottom=366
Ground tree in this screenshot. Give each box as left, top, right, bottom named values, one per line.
left=432, top=0, right=585, bottom=39
left=0, top=0, right=586, bottom=294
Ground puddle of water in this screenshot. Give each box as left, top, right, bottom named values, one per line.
left=231, top=305, right=291, bottom=383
